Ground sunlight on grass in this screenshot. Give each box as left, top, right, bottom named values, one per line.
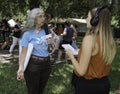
left=0, top=63, right=27, bottom=94
left=109, top=44, right=120, bottom=93
left=44, top=64, right=74, bottom=94
left=0, top=44, right=120, bottom=94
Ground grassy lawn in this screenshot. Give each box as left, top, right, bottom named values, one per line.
left=0, top=43, right=120, bottom=94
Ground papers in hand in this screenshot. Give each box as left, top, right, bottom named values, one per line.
left=41, top=34, right=52, bottom=40
left=19, top=43, right=33, bottom=71
left=8, top=19, right=17, bottom=27
left=62, top=44, right=79, bottom=55
left=23, top=43, right=33, bottom=71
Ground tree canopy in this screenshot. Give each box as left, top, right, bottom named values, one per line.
left=0, top=0, right=120, bottom=28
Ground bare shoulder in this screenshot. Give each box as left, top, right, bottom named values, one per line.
left=81, top=35, right=93, bottom=51
left=83, top=35, right=93, bottom=44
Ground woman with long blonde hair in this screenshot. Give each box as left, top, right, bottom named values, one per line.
left=65, top=6, right=116, bottom=94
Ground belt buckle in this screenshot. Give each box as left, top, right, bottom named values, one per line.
left=38, top=57, right=44, bottom=61
left=32, top=55, right=48, bottom=61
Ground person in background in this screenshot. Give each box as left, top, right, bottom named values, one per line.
left=71, top=24, right=78, bottom=42
left=55, top=21, right=74, bottom=64
left=8, top=20, right=22, bottom=56
left=0, top=21, right=3, bottom=42
left=0, top=21, right=5, bottom=43
left=56, top=23, right=64, bottom=35
left=1, top=19, right=11, bottom=50
left=71, top=24, right=78, bottom=49
left=17, top=8, right=52, bottom=94
left=65, top=6, right=116, bottom=94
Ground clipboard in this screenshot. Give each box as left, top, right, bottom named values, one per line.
left=19, top=43, right=33, bottom=71
left=62, top=44, right=79, bottom=55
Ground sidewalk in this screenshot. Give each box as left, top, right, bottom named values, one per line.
left=0, top=50, right=19, bottom=64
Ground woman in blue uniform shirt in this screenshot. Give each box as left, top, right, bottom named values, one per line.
left=17, top=8, right=52, bottom=94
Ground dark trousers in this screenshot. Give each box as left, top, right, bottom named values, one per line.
left=72, top=73, right=110, bottom=94
left=24, top=57, right=51, bottom=94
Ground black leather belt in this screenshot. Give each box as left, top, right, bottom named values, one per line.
left=31, top=55, right=49, bottom=61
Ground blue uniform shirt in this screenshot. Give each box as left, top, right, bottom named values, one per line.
left=20, top=29, right=49, bottom=57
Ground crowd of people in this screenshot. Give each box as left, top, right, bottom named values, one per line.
left=0, top=17, right=78, bottom=58
left=0, top=19, right=22, bottom=55
left=0, top=5, right=118, bottom=94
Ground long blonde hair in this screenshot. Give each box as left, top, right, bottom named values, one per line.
left=91, top=7, right=116, bottom=64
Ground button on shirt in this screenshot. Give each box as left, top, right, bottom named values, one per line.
left=20, top=29, right=49, bottom=57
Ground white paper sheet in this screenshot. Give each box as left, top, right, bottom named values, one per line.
left=19, top=43, right=33, bottom=71
left=41, top=34, right=52, bottom=40
left=8, top=19, right=17, bottom=27
left=62, top=44, right=79, bottom=55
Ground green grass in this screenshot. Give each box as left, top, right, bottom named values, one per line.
left=0, top=45, right=120, bottom=94
left=109, top=45, right=120, bottom=93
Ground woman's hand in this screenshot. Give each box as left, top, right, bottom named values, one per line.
left=46, top=38, right=52, bottom=44
left=17, top=65, right=24, bottom=80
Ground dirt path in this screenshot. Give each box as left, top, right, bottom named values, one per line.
left=0, top=50, right=19, bottom=64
